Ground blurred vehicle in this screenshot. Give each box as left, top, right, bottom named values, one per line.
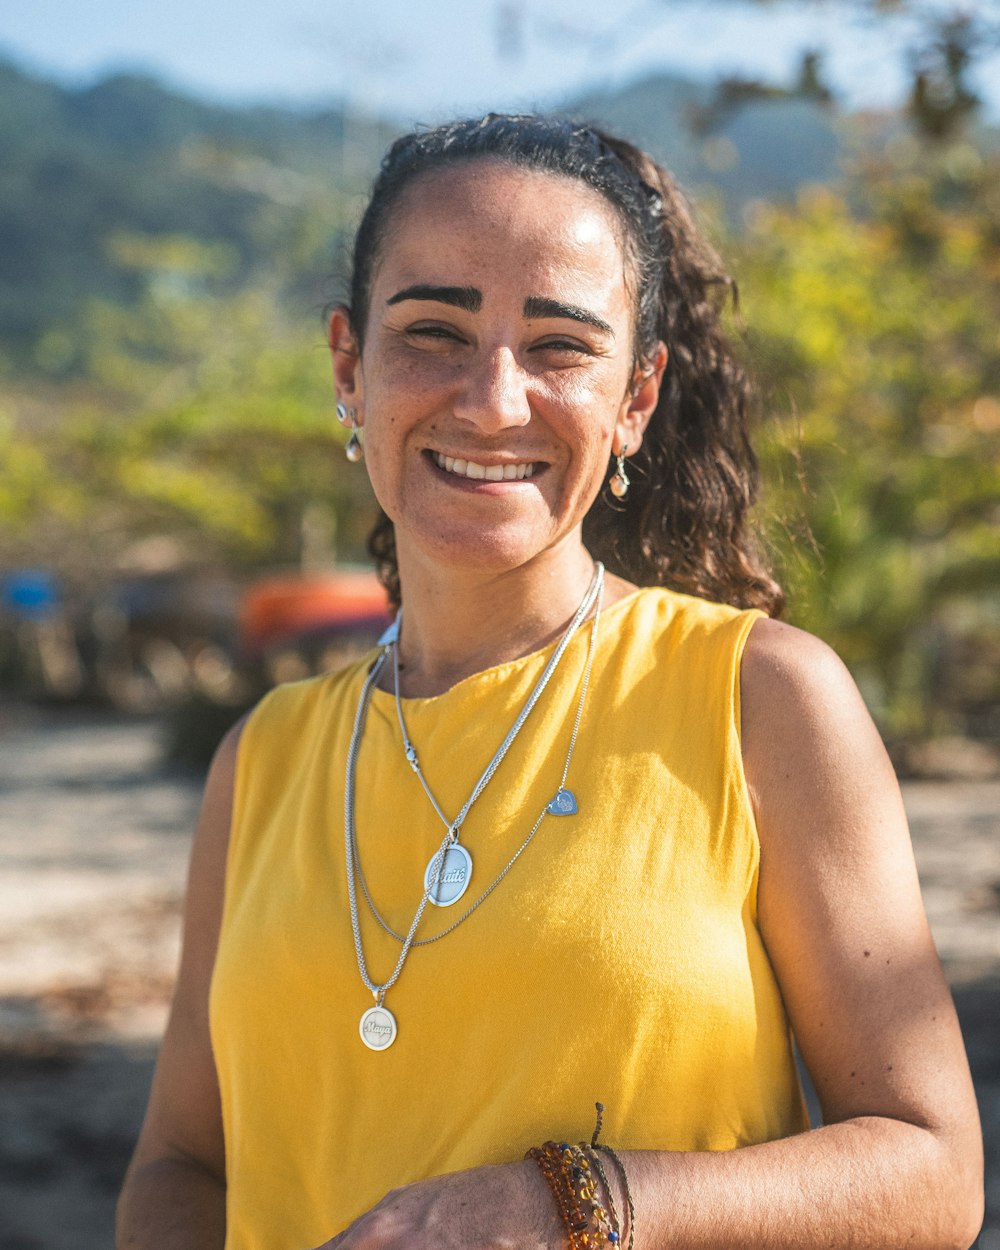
left=238, top=569, right=391, bottom=687
left=0, top=569, right=85, bottom=699
left=0, top=565, right=390, bottom=716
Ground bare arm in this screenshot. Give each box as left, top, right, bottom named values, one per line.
left=612, top=620, right=983, bottom=1247
left=313, top=621, right=983, bottom=1250
left=116, top=718, right=244, bottom=1249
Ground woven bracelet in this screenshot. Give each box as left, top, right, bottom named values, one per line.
left=590, top=1102, right=635, bottom=1250
left=526, top=1102, right=631, bottom=1250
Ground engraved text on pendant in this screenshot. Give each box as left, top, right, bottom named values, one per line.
left=423, top=843, right=473, bottom=907
left=547, top=788, right=578, bottom=816
left=360, top=1005, right=397, bottom=1050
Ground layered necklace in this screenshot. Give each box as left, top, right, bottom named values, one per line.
left=345, top=564, right=605, bottom=1051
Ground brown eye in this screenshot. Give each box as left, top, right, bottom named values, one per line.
left=407, top=325, right=464, bottom=342
left=534, top=338, right=591, bottom=356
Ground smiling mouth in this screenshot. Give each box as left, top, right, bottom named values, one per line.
left=431, top=452, right=536, bottom=481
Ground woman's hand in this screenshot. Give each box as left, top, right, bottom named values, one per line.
left=308, top=1160, right=564, bottom=1250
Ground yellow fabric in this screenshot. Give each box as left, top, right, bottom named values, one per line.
left=210, top=587, right=808, bottom=1250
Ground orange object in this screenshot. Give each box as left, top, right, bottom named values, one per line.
left=239, top=571, right=390, bottom=656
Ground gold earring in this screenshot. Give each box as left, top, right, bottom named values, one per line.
left=609, top=443, right=630, bottom=499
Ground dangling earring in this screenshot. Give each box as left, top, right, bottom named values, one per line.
left=345, top=416, right=363, bottom=463
left=336, top=401, right=363, bottom=462
left=609, top=443, right=630, bottom=499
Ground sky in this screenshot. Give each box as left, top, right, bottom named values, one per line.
left=2, top=0, right=999, bottom=123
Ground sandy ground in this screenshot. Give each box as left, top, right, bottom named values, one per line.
left=0, top=704, right=997, bottom=1249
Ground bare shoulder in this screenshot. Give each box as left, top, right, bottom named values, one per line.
left=196, top=714, right=249, bottom=854
left=741, top=615, right=863, bottom=722
left=173, top=713, right=249, bottom=935
left=739, top=616, right=899, bottom=837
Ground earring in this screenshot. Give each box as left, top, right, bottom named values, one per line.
left=336, top=402, right=363, bottom=462
left=609, top=443, right=630, bottom=499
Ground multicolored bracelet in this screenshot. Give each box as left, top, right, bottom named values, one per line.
left=526, top=1103, right=633, bottom=1250
left=526, top=1140, right=618, bottom=1249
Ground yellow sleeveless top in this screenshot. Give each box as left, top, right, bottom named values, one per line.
left=210, top=587, right=807, bottom=1250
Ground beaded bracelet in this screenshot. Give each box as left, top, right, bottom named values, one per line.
left=527, top=1141, right=617, bottom=1249
left=527, top=1103, right=633, bottom=1250
left=527, top=1143, right=584, bottom=1245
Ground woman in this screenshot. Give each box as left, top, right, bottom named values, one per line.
left=117, top=115, right=983, bottom=1250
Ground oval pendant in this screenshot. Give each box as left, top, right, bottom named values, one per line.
left=423, top=843, right=473, bottom=907
left=360, top=1004, right=397, bottom=1050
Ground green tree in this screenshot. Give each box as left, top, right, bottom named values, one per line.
left=1, top=234, right=377, bottom=578
left=737, top=140, right=1000, bottom=734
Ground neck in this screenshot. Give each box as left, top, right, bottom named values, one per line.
left=389, top=538, right=601, bottom=697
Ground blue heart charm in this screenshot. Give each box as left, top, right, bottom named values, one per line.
left=546, top=789, right=578, bottom=816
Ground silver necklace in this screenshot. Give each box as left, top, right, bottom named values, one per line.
left=392, top=564, right=604, bottom=907
left=345, top=566, right=605, bottom=1051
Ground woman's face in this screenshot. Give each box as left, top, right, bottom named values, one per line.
left=330, top=160, right=665, bottom=579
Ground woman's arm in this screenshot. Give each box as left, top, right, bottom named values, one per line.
left=115, top=719, right=244, bottom=1249
left=313, top=620, right=982, bottom=1250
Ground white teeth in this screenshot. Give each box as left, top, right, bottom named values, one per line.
left=432, top=451, right=536, bottom=481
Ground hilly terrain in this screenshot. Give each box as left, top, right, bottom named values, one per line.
left=0, top=57, right=847, bottom=374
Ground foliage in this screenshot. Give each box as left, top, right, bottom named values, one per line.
left=0, top=235, right=379, bottom=577
left=0, top=58, right=395, bottom=370
left=736, top=140, right=1000, bottom=733
left=2, top=54, right=999, bottom=737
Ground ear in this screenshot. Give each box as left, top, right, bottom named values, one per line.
left=328, top=305, right=364, bottom=416
left=613, top=341, right=668, bottom=456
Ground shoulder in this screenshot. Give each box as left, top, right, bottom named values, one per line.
left=239, top=659, right=374, bottom=745
left=740, top=615, right=859, bottom=724
left=195, top=712, right=252, bottom=865
left=614, top=583, right=759, bottom=646
left=739, top=616, right=904, bottom=860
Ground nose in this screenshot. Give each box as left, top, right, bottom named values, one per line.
left=452, top=346, right=532, bottom=433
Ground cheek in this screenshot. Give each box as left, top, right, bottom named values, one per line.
left=541, top=374, right=621, bottom=454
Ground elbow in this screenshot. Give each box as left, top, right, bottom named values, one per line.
left=949, top=1180, right=984, bottom=1250
left=928, top=1127, right=984, bottom=1250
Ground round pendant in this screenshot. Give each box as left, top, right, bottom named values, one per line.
left=360, top=1005, right=397, bottom=1050
left=423, top=843, right=473, bottom=907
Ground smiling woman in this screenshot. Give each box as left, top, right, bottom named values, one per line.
left=329, top=158, right=658, bottom=592
left=117, top=115, right=983, bottom=1250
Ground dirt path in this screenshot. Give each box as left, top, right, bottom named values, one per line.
left=0, top=706, right=997, bottom=1249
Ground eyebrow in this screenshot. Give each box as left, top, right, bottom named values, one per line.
left=523, top=296, right=614, bottom=337
left=386, top=284, right=482, bottom=311
left=385, top=285, right=614, bottom=338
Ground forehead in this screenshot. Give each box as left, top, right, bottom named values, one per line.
left=373, top=160, right=630, bottom=296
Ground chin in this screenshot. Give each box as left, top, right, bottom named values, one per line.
left=400, top=519, right=560, bottom=578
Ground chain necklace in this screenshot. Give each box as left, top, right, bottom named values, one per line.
left=345, top=566, right=605, bottom=1052
left=392, top=563, right=604, bottom=908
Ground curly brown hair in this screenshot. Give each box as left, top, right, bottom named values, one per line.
left=346, top=114, right=783, bottom=616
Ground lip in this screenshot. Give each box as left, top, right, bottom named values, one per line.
left=425, top=449, right=545, bottom=486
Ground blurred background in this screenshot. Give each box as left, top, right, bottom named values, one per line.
left=0, top=1, right=997, bottom=1246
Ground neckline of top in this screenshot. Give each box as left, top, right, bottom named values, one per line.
left=369, top=585, right=648, bottom=708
